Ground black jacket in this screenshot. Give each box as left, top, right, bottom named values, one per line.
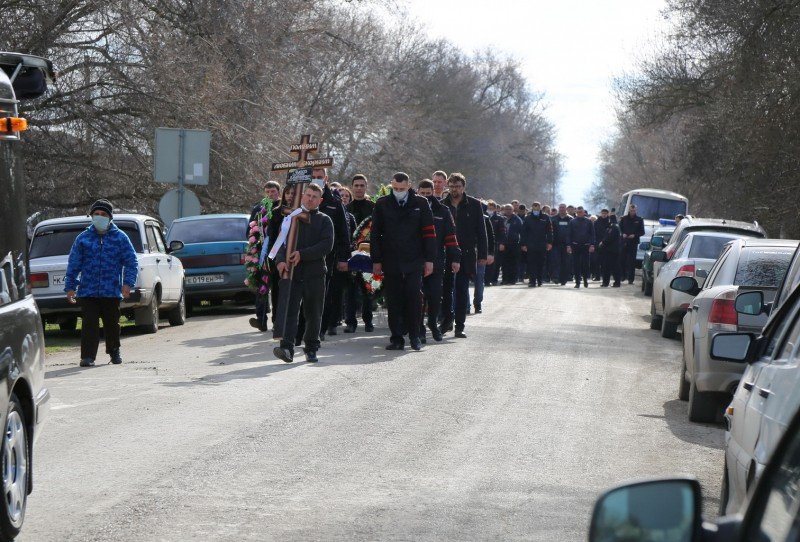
left=594, top=216, right=610, bottom=245
left=319, top=185, right=351, bottom=263
left=619, top=214, right=645, bottom=243
left=569, top=216, right=596, bottom=246
left=347, top=198, right=374, bottom=227
left=428, top=196, right=461, bottom=273
left=602, top=222, right=622, bottom=253
left=503, top=214, right=523, bottom=246
left=371, top=189, right=437, bottom=274
left=484, top=215, right=496, bottom=257
left=276, top=209, right=334, bottom=278
left=489, top=212, right=506, bottom=248
left=345, top=212, right=357, bottom=250
left=442, top=193, right=488, bottom=274
left=521, top=212, right=554, bottom=251
left=552, top=214, right=573, bottom=245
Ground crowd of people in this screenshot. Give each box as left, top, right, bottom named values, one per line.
left=245, top=168, right=651, bottom=364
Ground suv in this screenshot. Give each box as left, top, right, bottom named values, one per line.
left=0, top=52, right=54, bottom=541
left=641, top=225, right=675, bottom=296
left=30, top=214, right=186, bottom=333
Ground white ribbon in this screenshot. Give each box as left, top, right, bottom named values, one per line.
left=268, top=208, right=305, bottom=260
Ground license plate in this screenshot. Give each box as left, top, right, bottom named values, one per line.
left=51, top=274, right=66, bottom=286
left=186, top=274, right=225, bottom=285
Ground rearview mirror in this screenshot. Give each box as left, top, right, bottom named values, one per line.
left=650, top=250, right=667, bottom=263
left=671, top=276, right=700, bottom=296
left=167, top=240, right=185, bottom=253
left=589, top=478, right=701, bottom=542
left=735, top=291, right=764, bottom=316
left=711, top=333, right=754, bottom=362
left=650, top=236, right=665, bottom=248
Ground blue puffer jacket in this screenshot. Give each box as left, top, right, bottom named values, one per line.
left=64, top=223, right=139, bottom=298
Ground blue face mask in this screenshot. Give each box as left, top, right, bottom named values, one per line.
left=532, top=211, right=540, bottom=216
left=92, top=215, right=111, bottom=232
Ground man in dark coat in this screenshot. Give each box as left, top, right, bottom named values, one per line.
left=499, top=203, right=523, bottom=284
left=371, top=172, right=436, bottom=351
left=473, top=208, right=495, bottom=313
left=568, top=206, right=596, bottom=288
left=441, top=173, right=488, bottom=338
left=521, top=202, right=553, bottom=287
left=486, top=200, right=505, bottom=286
left=551, top=203, right=573, bottom=285
left=347, top=174, right=374, bottom=228
left=619, top=203, right=645, bottom=284
left=593, top=208, right=611, bottom=282
left=417, top=179, right=460, bottom=342
left=272, top=184, right=334, bottom=364
left=599, top=214, right=622, bottom=287
left=248, top=180, right=282, bottom=331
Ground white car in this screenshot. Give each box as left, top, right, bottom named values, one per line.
left=650, top=231, right=746, bottom=339
left=29, top=214, right=186, bottom=333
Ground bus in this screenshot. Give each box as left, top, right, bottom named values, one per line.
left=618, top=188, right=689, bottom=266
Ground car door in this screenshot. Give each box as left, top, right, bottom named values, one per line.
left=135, top=220, right=159, bottom=305
left=684, top=247, right=730, bottom=375
left=146, top=222, right=178, bottom=302
left=656, top=236, right=690, bottom=313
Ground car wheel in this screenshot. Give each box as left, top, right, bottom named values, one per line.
left=643, top=279, right=653, bottom=296
left=59, top=316, right=78, bottom=332
left=688, top=378, right=719, bottom=423
left=661, top=317, right=678, bottom=339
left=0, top=394, right=28, bottom=541
left=167, top=289, right=186, bottom=327
left=135, top=292, right=159, bottom=334
left=719, top=462, right=730, bottom=516
left=650, top=298, right=662, bottom=330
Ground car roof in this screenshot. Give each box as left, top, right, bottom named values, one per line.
left=171, top=213, right=249, bottom=223
left=654, top=227, right=676, bottom=235
left=680, top=216, right=765, bottom=232
left=35, top=214, right=160, bottom=229
left=684, top=230, right=752, bottom=240
left=736, top=238, right=800, bottom=248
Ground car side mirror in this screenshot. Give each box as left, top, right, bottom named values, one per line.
left=589, top=478, right=702, bottom=542
left=650, top=236, right=665, bottom=248
left=650, top=250, right=667, bottom=262
left=167, top=240, right=184, bottom=253
left=670, top=276, right=700, bottom=296
left=735, top=291, right=764, bottom=316
left=711, top=333, right=755, bottom=362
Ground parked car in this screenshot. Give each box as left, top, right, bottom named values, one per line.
left=672, top=238, right=798, bottom=423
left=652, top=216, right=766, bottom=281
left=651, top=231, right=746, bottom=339
left=718, top=244, right=800, bottom=515
left=641, top=225, right=675, bottom=296
left=0, top=51, right=54, bottom=541
left=165, top=214, right=252, bottom=308
left=588, top=386, right=800, bottom=541
left=29, top=214, right=186, bottom=333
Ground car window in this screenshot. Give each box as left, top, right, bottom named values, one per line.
left=674, top=236, right=691, bottom=258
left=147, top=224, right=166, bottom=253
left=764, top=291, right=800, bottom=360
left=735, top=247, right=795, bottom=289
left=704, top=246, right=732, bottom=289
left=0, top=259, right=12, bottom=306
left=776, top=250, right=800, bottom=311
left=167, top=218, right=248, bottom=244
left=687, top=235, right=737, bottom=259
left=144, top=226, right=160, bottom=254
left=30, top=223, right=143, bottom=257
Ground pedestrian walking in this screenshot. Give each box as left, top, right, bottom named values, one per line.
left=619, top=204, right=645, bottom=284
left=568, top=206, right=595, bottom=288
left=64, top=199, right=138, bottom=367
left=599, top=216, right=622, bottom=287
left=500, top=204, right=523, bottom=284
left=248, top=180, right=281, bottom=331
left=521, top=202, right=553, bottom=287
left=551, top=203, right=573, bottom=285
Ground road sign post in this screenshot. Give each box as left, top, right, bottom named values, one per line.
left=154, top=127, right=210, bottom=222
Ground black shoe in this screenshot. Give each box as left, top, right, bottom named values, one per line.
left=274, top=346, right=294, bottom=363
left=538, top=282, right=543, bottom=287
left=628, top=280, right=634, bottom=285
left=364, top=322, right=374, bottom=332
left=249, top=318, right=267, bottom=332
left=295, top=336, right=302, bottom=347
left=474, top=304, right=482, bottom=314
left=454, top=328, right=467, bottom=338
left=327, top=325, right=338, bottom=336
left=440, top=318, right=454, bottom=333
left=574, top=283, right=580, bottom=288
left=386, top=342, right=404, bottom=351
left=601, top=283, right=609, bottom=287
left=561, top=281, right=567, bottom=286
left=420, top=336, right=427, bottom=344
left=428, top=323, right=443, bottom=342
left=584, top=280, right=589, bottom=288
left=528, top=282, right=536, bottom=288
left=612, top=283, right=621, bottom=288
left=79, top=358, right=95, bottom=367
left=109, top=350, right=122, bottom=365
left=343, top=324, right=356, bottom=333
left=319, top=332, right=326, bottom=342
left=305, top=350, right=318, bottom=363
left=410, top=337, right=422, bottom=350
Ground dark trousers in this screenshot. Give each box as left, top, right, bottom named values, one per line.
left=501, top=246, right=520, bottom=283
left=526, top=249, right=546, bottom=285
left=484, top=261, right=497, bottom=285
left=281, top=274, right=326, bottom=352
left=322, top=265, right=347, bottom=330
left=422, top=270, right=444, bottom=334
left=454, top=268, right=471, bottom=328
left=590, top=251, right=600, bottom=279
left=545, top=248, right=557, bottom=282
left=572, top=244, right=591, bottom=284
left=442, top=270, right=455, bottom=321
left=79, top=297, right=121, bottom=360
left=553, top=243, right=571, bottom=284
left=601, top=250, right=621, bottom=285
left=384, top=270, right=423, bottom=344
left=344, top=275, right=373, bottom=327
left=621, top=241, right=638, bottom=283
left=473, top=263, right=486, bottom=307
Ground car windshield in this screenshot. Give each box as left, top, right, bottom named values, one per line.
left=630, top=195, right=687, bottom=222
left=687, top=235, right=738, bottom=259
left=734, top=247, right=795, bottom=288
left=167, top=217, right=247, bottom=244
left=29, top=222, right=143, bottom=258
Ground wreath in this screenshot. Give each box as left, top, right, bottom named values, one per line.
left=244, top=198, right=273, bottom=297
left=347, top=184, right=392, bottom=300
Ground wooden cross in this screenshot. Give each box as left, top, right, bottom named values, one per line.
left=270, top=135, right=334, bottom=340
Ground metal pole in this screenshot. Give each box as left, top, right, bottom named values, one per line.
left=178, top=129, right=185, bottom=218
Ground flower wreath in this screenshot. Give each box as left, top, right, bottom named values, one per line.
left=347, top=184, right=392, bottom=299
left=244, top=198, right=273, bottom=297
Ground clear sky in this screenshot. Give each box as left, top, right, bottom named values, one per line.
left=403, top=0, right=671, bottom=206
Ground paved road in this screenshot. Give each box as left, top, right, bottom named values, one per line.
left=21, top=282, right=724, bottom=541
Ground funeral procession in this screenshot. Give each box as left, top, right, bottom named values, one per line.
left=4, top=1, right=800, bottom=541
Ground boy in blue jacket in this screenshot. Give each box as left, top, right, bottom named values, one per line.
left=65, top=199, right=138, bottom=367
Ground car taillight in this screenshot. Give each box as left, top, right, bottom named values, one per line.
left=708, top=290, right=738, bottom=332
left=677, top=264, right=695, bottom=277
left=30, top=273, right=49, bottom=288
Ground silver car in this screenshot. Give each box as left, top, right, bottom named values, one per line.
left=673, top=238, right=798, bottom=424
left=650, top=231, right=746, bottom=339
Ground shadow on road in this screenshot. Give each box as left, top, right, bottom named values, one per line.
left=656, top=399, right=724, bottom=450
